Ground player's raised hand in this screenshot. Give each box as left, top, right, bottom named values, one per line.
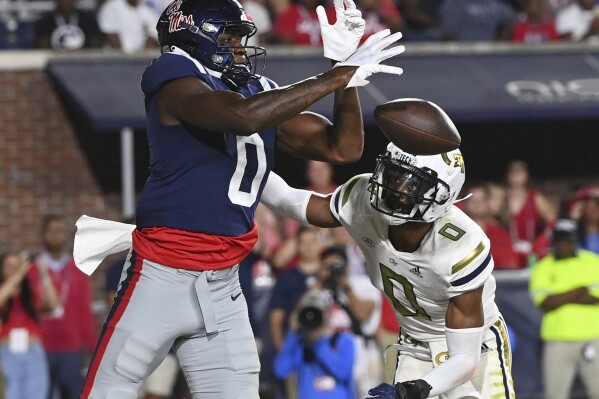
left=335, top=29, right=405, bottom=88
left=316, top=0, right=365, bottom=61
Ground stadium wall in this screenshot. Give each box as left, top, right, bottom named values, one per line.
left=0, top=54, right=121, bottom=252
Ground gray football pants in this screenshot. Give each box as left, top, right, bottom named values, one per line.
left=81, top=251, right=260, bottom=399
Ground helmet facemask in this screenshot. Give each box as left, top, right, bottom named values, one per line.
left=369, top=152, right=450, bottom=224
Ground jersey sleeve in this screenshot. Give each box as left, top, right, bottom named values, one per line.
left=258, top=76, right=279, bottom=91
left=140, top=53, right=208, bottom=99
left=329, top=174, right=369, bottom=226
left=447, top=235, right=494, bottom=298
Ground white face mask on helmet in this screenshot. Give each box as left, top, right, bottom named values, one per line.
left=369, top=143, right=465, bottom=225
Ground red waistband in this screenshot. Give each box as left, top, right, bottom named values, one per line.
left=132, top=224, right=258, bottom=271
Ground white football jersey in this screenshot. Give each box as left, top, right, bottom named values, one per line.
left=330, top=174, right=500, bottom=342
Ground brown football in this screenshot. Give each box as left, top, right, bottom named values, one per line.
left=373, top=98, right=461, bottom=155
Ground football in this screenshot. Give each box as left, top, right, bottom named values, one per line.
left=373, top=98, right=461, bottom=155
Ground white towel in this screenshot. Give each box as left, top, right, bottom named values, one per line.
left=73, top=215, right=135, bottom=276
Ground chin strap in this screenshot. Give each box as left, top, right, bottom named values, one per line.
left=454, top=192, right=473, bottom=204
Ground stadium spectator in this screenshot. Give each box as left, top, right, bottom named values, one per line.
left=529, top=218, right=599, bottom=399
left=97, top=0, right=158, bottom=53
left=357, top=0, right=403, bottom=41
left=269, top=0, right=293, bottom=16
left=36, top=214, right=97, bottom=399
left=545, top=0, right=573, bottom=18
left=565, top=183, right=599, bottom=219
left=439, top=0, right=518, bottom=41
left=486, top=182, right=508, bottom=223
left=330, top=227, right=366, bottom=276
left=241, top=0, right=273, bottom=45
left=274, top=289, right=356, bottom=399
left=33, top=0, right=103, bottom=50
left=511, top=0, right=560, bottom=43
left=400, top=0, right=444, bottom=41
left=555, top=0, right=599, bottom=41
left=314, top=245, right=382, bottom=399
left=462, top=185, right=520, bottom=269
left=269, top=227, right=324, bottom=351
left=576, top=194, right=599, bottom=254
left=269, top=227, right=324, bottom=399
left=504, top=160, right=556, bottom=268
left=272, top=0, right=335, bottom=45
left=0, top=251, right=59, bottom=399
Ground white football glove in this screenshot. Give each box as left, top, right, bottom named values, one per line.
left=316, top=0, right=365, bottom=61
left=335, top=29, right=405, bottom=88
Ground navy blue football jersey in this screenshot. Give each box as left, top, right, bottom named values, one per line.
left=136, top=48, right=278, bottom=236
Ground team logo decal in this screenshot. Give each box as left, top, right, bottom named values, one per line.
left=435, top=351, right=449, bottom=365
left=168, top=11, right=194, bottom=33
left=481, top=343, right=494, bottom=354
left=165, top=0, right=194, bottom=33
left=362, top=237, right=375, bottom=247
left=442, top=152, right=465, bottom=173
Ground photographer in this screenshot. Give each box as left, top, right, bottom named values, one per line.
left=317, top=246, right=384, bottom=399
left=274, top=290, right=355, bottom=399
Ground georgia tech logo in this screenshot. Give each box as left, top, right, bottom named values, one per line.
left=435, top=351, right=449, bottom=365
left=442, top=153, right=465, bottom=173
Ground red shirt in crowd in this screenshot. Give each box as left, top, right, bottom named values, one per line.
left=511, top=20, right=559, bottom=44
left=484, top=221, right=520, bottom=270
left=272, top=4, right=335, bottom=45
left=38, top=257, right=97, bottom=352
left=379, top=294, right=399, bottom=333
left=0, top=266, right=43, bottom=341
left=361, top=1, right=402, bottom=42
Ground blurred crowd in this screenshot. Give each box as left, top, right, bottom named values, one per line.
left=1, top=0, right=599, bottom=50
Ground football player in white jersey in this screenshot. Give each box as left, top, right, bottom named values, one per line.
left=260, top=143, right=515, bottom=399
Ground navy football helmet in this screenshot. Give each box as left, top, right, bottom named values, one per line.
left=157, top=0, right=266, bottom=89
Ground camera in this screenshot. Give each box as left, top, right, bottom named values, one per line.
left=297, top=290, right=332, bottom=333
left=323, top=257, right=347, bottom=292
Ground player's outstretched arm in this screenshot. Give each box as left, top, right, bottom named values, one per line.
left=156, top=29, right=403, bottom=163
left=260, top=172, right=340, bottom=228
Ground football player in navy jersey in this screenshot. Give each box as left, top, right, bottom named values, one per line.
left=80, top=0, right=405, bottom=398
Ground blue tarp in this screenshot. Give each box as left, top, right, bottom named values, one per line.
left=47, top=45, right=599, bottom=132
